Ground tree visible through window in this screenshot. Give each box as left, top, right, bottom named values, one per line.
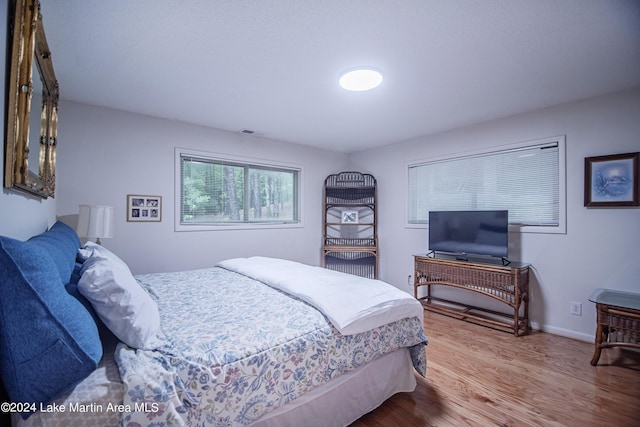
left=179, top=152, right=300, bottom=226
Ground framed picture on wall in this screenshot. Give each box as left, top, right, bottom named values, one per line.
left=584, top=152, right=639, bottom=207
left=341, top=210, right=359, bottom=223
left=127, top=195, right=162, bottom=221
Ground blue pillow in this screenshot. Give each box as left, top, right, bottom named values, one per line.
left=0, top=222, right=102, bottom=417
left=27, top=221, right=80, bottom=283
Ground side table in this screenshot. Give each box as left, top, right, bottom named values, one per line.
left=588, top=288, right=640, bottom=366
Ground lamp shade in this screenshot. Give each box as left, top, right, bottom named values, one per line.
left=77, top=205, right=115, bottom=243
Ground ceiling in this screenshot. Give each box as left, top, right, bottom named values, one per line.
left=39, top=0, right=640, bottom=153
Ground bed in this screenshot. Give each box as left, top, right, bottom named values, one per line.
left=0, top=221, right=428, bottom=426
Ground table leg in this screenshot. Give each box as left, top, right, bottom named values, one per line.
left=590, top=323, right=605, bottom=366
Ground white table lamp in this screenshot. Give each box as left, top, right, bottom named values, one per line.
left=77, top=205, right=115, bottom=244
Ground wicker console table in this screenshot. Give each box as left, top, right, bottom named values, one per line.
left=589, top=289, right=640, bottom=366
left=414, top=255, right=530, bottom=336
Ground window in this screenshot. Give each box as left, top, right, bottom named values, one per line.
left=176, top=149, right=301, bottom=230
left=407, top=136, right=565, bottom=233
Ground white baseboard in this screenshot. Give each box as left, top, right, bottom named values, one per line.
left=530, top=321, right=593, bottom=343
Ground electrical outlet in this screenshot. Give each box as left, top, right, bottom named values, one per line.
left=570, top=301, right=582, bottom=316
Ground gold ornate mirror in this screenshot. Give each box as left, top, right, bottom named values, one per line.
left=4, top=0, right=58, bottom=198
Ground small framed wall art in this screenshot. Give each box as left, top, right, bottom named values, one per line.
left=127, top=194, right=162, bottom=222
left=341, top=210, right=359, bottom=223
left=584, top=152, right=639, bottom=207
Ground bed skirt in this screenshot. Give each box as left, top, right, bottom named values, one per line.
left=13, top=346, right=415, bottom=427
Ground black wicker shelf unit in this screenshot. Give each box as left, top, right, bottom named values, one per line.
left=322, top=171, right=378, bottom=279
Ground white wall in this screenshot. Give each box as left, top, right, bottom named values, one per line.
left=55, top=101, right=348, bottom=274
left=0, top=4, right=56, bottom=241
left=349, top=87, right=640, bottom=341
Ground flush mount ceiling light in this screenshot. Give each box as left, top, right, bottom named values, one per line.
left=339, top=67, right=383, bottom=91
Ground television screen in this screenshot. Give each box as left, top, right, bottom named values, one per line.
left=428, top=210, right=508, bottom=258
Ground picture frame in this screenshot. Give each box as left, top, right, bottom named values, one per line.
left=584, top=152, right=639, bottom=207
left=127, top=194, right=162, bottom=221
left=341, top=210, right=359, bottom=223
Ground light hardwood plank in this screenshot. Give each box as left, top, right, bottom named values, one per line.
left=351, top=311, right=640, bottom=427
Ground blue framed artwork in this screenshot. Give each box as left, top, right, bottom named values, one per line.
left=584, top=152, right=638, bottom=207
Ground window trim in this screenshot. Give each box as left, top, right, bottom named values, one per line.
left=404, top=135, right=566, bottom=234
left=175, top=147, right=304, bottom=231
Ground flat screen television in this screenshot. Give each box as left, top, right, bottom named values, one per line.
left=428, top=210, right=508, bottom=259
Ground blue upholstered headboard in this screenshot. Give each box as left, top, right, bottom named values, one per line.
left=0, top=221, right=102, bottom=418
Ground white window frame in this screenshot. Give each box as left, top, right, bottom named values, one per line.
left=405, top=135, right=566, bottom=234
left=175, top=148, right=304, bottom=231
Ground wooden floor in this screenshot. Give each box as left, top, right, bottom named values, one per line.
left=351, top=311, right=640, bottom=427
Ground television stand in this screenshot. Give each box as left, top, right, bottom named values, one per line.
left=414, top=255, right=530, bottom=336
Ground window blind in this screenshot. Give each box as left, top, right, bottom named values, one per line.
left=408, top=141, right=560, bottom=226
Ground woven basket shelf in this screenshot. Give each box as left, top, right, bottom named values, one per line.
left=324, top=251, right=377, bottom=279
left=323, top=237, right=377, bottom=247
left=325, top=187, right=375, bottom=205
left=322, top=172, right=378, bottom=279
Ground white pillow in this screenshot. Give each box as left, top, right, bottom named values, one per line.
left=78, top=254, right=162, bottom=350
left=78, top=241, right=127, bottom=268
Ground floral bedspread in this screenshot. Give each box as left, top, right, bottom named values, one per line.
left=116, top=267, right=427, bottom=426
